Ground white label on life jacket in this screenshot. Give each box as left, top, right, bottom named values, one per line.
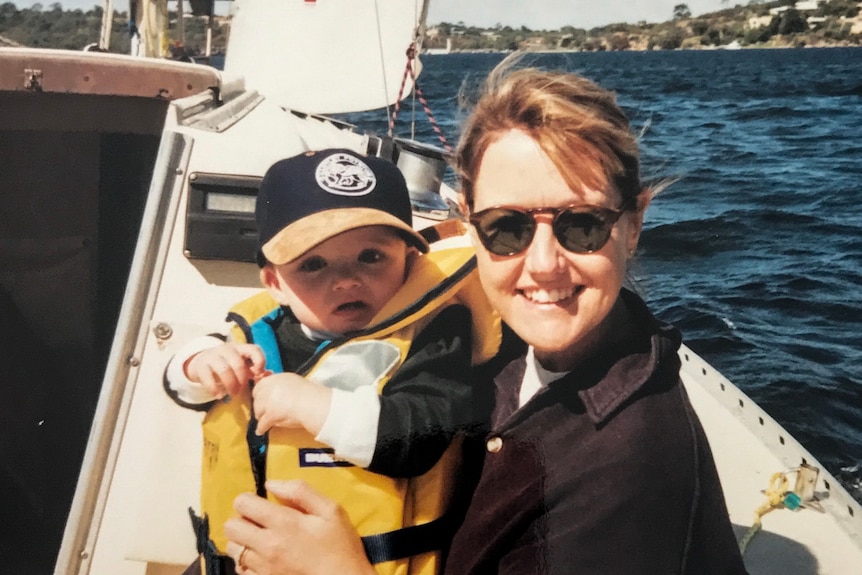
left=299, top=447, right=355, bottom=467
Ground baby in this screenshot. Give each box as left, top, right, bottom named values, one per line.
left=164, top=148, right=498, bottom=575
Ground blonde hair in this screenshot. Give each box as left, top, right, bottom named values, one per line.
left=455, top=54, right=642, bottom=212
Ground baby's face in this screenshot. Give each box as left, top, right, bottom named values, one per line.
left=262, top=226, right=413, bottom=335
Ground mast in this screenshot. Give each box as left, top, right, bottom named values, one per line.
left=415, top=0, right=430, bottom=50
left=98, top=0, right=113, bottom=50
left=133, top=0, right=170, bottom=58
left=176, top=0, right=185, bottom=48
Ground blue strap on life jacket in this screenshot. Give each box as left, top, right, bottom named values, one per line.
left=249, top=308, right=284, bottom=373
left=246, top=308, right=284, bottom=497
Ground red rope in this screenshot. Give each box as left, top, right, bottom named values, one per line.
left=389, top=43, right=452, bottom=152
left=390, top=46, right=414, bottom=134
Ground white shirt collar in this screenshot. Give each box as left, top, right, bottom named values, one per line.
left=299, top=323, right=341, bottom=342
left=518, top=346, right=570, bottom=407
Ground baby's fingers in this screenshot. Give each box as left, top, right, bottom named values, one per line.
left=253, top=399, right=272, bottom=435
left=195, top=363, right=231, bottom=399
left=237, top=344, right=267, bottom=376
left=255, top=415, right=273, bottom=436
left=207, top=361, right=246, bottom=397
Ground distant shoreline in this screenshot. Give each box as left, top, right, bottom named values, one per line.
left=423, top=44, right=862, bottom=55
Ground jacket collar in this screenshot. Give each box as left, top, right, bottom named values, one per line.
left=490, top=289, right=681, bottom=428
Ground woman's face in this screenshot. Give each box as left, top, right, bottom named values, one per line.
left=470, top=129, right=645, bottom=370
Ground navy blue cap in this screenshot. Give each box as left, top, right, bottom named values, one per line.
left=256, top=149, right=428, bottom=265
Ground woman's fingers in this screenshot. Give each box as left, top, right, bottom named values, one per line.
left=265, top=479, right=340, bottom=518
left=231, top=492, right=282, bottom=529
left=224, top=513, right=271, bottom=575
left=229, top=483, right=317, bottom=533
left=226, top=486, right=375, bottom=575
left=225, top=540, right=258, bottom=575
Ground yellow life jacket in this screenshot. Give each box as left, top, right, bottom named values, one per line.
left=194, top=246, right=500, bottom=575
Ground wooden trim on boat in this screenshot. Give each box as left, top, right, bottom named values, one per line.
left=0, top=48, right=219, bottom=100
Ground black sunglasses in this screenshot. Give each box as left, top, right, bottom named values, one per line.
left=468, top=204, right=627, bottom=256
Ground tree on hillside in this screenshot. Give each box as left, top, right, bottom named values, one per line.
left=818, top=0, right=860, bottom=18
left=701, top=26, right=722, bottom=45
left=658, top=25, right=686, bottom=48
left=607, top=32, right=630, bottom=50
left=673, top=4, right=692, bottom=19
left=777, top=8, right=809, bottom=34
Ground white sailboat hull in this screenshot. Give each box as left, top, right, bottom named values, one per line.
left=680, top=348, right=861, bottom=573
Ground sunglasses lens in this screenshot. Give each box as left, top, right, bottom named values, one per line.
left=554, top=209, right=613, bottom=253
left=474, top=209, right=535, bottom=256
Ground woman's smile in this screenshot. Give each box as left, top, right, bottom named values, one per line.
left=518, top=286, right=582, bottom=305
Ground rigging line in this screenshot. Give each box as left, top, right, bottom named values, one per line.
left=411, top=76, right=417, bottom=140
left=408, top=0, right=428, bottom=140
left=410, top=0, right=418, bottom=139
left=389, top=45, right=414, bottom=137
left=373, top=0, right=393, bottom=133
left=389, top=50, right=451, bottom=152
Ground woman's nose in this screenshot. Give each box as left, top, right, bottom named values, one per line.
left=524, top=221, right=564, bottom=275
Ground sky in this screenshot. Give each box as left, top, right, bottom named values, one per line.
left=16, top=0, right=730, bottom=29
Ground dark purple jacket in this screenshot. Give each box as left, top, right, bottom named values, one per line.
left=444, top=289, right=748, bottom=575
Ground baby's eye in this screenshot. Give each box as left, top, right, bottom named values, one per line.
left=298, top=256, right=327, bottom=272
left=358, top=249, right=385, bottom=264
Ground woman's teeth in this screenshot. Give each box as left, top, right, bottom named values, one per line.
left=523, top=288, right=575, bottom=304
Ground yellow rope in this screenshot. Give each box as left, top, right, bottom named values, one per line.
left=738, top=472, right=789, bottom=555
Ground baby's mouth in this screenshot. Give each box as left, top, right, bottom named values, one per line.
left=336, top=301, right=368, bottom=312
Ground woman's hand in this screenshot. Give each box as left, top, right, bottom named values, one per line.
left=224, top=480, right=376, bottom=575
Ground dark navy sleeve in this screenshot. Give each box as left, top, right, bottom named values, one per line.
left=368, top=304, right=474, bottom=478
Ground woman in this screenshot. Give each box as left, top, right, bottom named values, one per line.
left=221, top=57, right=748, bottom=575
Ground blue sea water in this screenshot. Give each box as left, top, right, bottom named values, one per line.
left=338, top=48, right=862, bottom=503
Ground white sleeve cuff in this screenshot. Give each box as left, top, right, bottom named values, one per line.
left=165, top=335, right=224, bottom=405
left=315, top=386, right=380, bottom=468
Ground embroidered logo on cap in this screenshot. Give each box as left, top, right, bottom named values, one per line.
left=315, top=152, right=376, bottom=196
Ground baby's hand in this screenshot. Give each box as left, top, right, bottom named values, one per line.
left=253, top=373, right=331, bottom=436
left=185, top=343, right=266, bottom=399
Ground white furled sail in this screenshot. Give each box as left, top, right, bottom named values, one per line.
left=129, top=0, right=170, bottom=58
left=224, top=0, right=427, bottom=114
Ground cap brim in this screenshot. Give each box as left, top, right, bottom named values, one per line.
left=261, top=208, right=429, bottom=265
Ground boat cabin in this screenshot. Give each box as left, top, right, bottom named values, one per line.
left=0, top=47, right=219, bottom=571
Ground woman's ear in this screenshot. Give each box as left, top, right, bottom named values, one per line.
left=626, top=189, right=652, bottom=256
left=456, top=192, right=470, bottom=220
left=637, top=187, right=653, bottom=214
